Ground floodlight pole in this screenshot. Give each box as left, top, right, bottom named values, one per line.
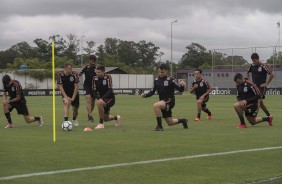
left=171, top=20, right=177, bottom=77
left=80, top=35, right=85, bottom=66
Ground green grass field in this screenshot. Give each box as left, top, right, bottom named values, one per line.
left=0, top=94, right=281, bottom=184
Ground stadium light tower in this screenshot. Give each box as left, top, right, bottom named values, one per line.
left=80, top=35, right=85, bottom=66
left=171, top=20, right=178, bottom=77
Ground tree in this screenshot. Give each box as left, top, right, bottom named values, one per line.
left=33, top=38, right=51, bottom=62
left=84, top=41, right=96, bottom=55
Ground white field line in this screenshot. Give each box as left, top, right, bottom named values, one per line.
left=247, top=175, right=282, bottom=184
left=1, top=146, right=282, bottom=181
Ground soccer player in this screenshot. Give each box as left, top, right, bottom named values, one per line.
left=247, top=53, right=274, bottom=118
left=2, top=75, right=43, bottom=128
left=92, top=65, right=121, bottom=129
left=233, top=73, right=272, bottom=128
left=57, top=62, right=80, bottom=126
left=79, top=55, right=97, bottom=122
left=190, top=69, right=212, bottom=121
left=141, top=64, right=188, bottom=131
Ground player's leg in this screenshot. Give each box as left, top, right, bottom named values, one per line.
left=21, top=103, right=43, bottom=126
left=71, top=95, right=79, bottom=126
left=63, top=98, right=71, bottom=121
left=234, top=102, right=247, bottom=128
left=95, top=99, right=106, bottom=129
left=3, top=103, right=13, bottom=128
left=259, top=99, right=271, bottom=117
left=246, top=104, right=272, bottom=126
left=153, top=100, right=166, bottom=131
left=202, top=97, right=212, bottom=119
left=194, top=98, right=203, bottom=121
left=103, top=99, right=121, bottom=126
left=85, top=91, right=94, bottom=122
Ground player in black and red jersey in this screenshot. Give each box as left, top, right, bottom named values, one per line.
left=190, top=69, right=212, bottom=121
left=247, top=53, right=274, bottom=118
left=141, top=64, right=188, bottom=131
left=2, top=75, right=43, bottom=128
left=233, top=73, right=272, bottom=128
left=79, top=55, right=97, bottom=122
left=92, top=65, right=120, bottom=129
left=57, top=62, right=80, bottom=126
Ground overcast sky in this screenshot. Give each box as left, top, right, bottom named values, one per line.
left=1, top=0, right=282, bottom=62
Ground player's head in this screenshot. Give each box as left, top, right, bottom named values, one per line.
left=233, top=73, right=244, bottom=85
left=2, top=75, right=11, bottom=87
left=89, top=55, right=97, bottom=65
left=96, top=65, right=105, bottom=78
left=251, top=53, right=260, bottom=64
left=158, top=64, right=169, bottom=77
left=63, top=62, right=73, bottom=75
left=194, top=69, right=202, bottom=79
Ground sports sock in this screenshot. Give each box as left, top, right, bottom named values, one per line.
left=203, top=108, right=211, bottom=115
left=99, top=118, right=104, bottom=124
left=156, top=117, right=163, bottom=128
left=34, top=117, right=40, bottom=121
left=64, top=117, right=68, bottom=121
left=239, top=116, right=246, bottom=125
left=262, top=117, right=269, bottom=122
left=114, top=116, right=117, bottom=120
left=264, top=110, right=270, bottom=116
left=178, top=119, right=186, bottom=124
left=5, top=112, right=12, bottom=124
left=197, top=113, right=201, bottom=118
left=72, top=116, right=77, bottom=121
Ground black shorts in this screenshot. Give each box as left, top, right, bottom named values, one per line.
left=197, top=95, right=209, bottom=107
left=245, top=103, right=258, bottom=117
left=103, top=98, right=115, bottom=114
left=84, top=84, right=92, bottom=96
left=9, top=101, right=29, bottom=116
left=62, top=95, right=79, bottom=108
left=161, top=99, right=175, bottom=118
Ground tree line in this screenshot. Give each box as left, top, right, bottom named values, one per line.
left=0, top=34, right=281, bottom=76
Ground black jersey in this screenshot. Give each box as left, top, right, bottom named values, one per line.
left=92, top=74, right=115, bottom=100
left=57, top=71, right=79, bottom=96
left=247, top=63, right=272, bottom=87
left=236, top=79, right=261, bottom=104
left=145, top=76, right=184, bottom=101
left=191, top=78, right=211, bottom=99
left=79, top=65, right=96, bottom=86
left=3, top=80, right=26, bottom=103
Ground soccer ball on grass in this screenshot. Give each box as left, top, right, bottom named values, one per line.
left=62, top=121, right=73, bottom=131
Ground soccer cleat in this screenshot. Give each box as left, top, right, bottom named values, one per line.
left=38, top=116, right=44, bottom=126
left=115, top=115, right=121, bottom=126
left=207, top=113, right=213, bottom=120
left=5, top=124, right=13, bottom=128
left=194, top=117, right=200, bottom=121
left=154, top=126, right=163, bottom=131
left=183, top=119, right=188, bottom=129
left=268, top=115, right=273, bottom=126
left=236, top=124, right=247, bottom=129
left=95, top=124, right=105, bottom=129
left=72, top=120, right=79, bottom=127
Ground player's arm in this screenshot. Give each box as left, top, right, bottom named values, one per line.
left=141, top=80, right=156, bottom=98
left=57, top=84, right=68, bottom=99
left=245, top=83, right=261, bottom=103
left=6, top=84, right=21, bottom=104
left=203, top=81, right=212, bottom=97
left=100, top=75, right=113, bottom=100
left=71, top=72, right=79, bottom=101
left=190, top=82, right=198, bottom=94
left=265, top=73, right=274, bottom=87
left=78, top=66, right=86, bottom=76
left=174, top=79, right=185, bottom=92
left=246, top=65, right=252, bottom=79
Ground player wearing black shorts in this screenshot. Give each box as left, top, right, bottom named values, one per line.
left=247, top=53, right=274, bottom=118
left=92, top=65, right=120, bottom=129
left=233, top=73, right=272, bottom=128
left=57, top=62, right=80, bottom=126
left=190, top=69, right=212, bottom=121
left=141, top=64, right=188, bottom=131
left=79, top=55, right=97, bottom=122
left=2, top=75, right=43, bottom=128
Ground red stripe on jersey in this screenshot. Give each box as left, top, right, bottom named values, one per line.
left=261, top=63, right=272, bottom=74
left=106, top=74, right=113, bottom=88
left=246, top=80, right=261, bottom=95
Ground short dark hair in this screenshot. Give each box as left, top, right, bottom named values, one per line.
left=64, top=62, right=73, bottom=68
left=2, top=75, right=11, bottom=86
left=159, top=64, right=169, bottom=70
left=234, top=73, right=243, bottom=81
left=89, top=55, right=97, bottom=61
left=96, top=65, right=105, bottom=72
left=195, top=69, right=202, bottom=74
left=251, top=53, right=259, bottom=60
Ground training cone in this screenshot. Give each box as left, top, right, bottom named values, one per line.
left=84, top=127, right=92, bottom=132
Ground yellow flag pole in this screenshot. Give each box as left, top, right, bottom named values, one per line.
left=52, top=39, right=56, bottom=142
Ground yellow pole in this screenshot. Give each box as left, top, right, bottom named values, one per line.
left=52, top=39, right=56, bottom=142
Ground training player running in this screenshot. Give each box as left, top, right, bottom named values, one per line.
left=141, top=64, right=188, bottom=131
left=79, top=55, right=97, bottom=122
left=247, top=53, right=274, bottom=119
left=92, top=65, right=121, bottom=129
left=190, top=69, right=213, bottom=121
left=57, top=62, right=80, bottom=126
left=233, top=73, right=273, bottom=128
left=2, top=75, right=44, bottom=128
